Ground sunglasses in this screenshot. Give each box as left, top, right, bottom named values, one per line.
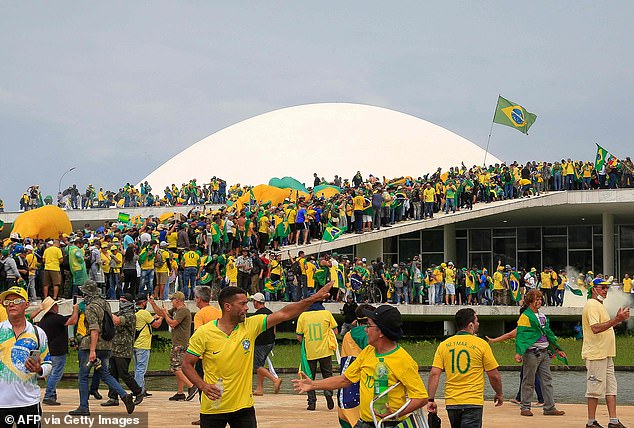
left=3, top=298, right=27, bottom=306
left=598, top=285, right=610, bottom=290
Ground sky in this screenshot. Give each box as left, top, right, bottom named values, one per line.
left=1, top=2, right=633, bottom=210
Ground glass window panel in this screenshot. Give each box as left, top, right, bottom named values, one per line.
left=594, top=235, right=603, bottom=274
left=384, top=237, right=398, bottom=254
left=619, top=249, right=634, bottom=278
left=422, top=230, right=444, bottom=253
left=543, top=226, right=567, bottom=236
left=542, top=236, right=567, bottom=269
left=517, top=228, right=541, bottom=250
left=383, top=254, right=398, bottom=267
left=517, top=251, right=541, bottom=272
left=569, top=250, right=592, bottom=274
left=593, top=225, right=603, bottom=235
left=422, top=253, right=444, bottom=269
left=399, top=239, right=421, bottom=263
left=493, top=237, right=516, bottom=268
left=456, top=229, right=467, bottom=238
left=568, top=226, right=592, bottom=250
left=456, top=239, right=467, bottom=270
left=620, top=226, right=634, bottom=249
left=469, top=229, right=492, bottom=252
left=469, top=252, right=492, bottom=272
left=401, top=231, right=421, bottom=240
left=493, top=228, right=516, bottom=238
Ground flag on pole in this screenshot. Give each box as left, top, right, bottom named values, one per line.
left=493, top=95, right=537, bottom=134
left=595, top=143, right=618, bottom=171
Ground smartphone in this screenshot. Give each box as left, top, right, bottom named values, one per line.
left=28, top=349, right=40, bottom=362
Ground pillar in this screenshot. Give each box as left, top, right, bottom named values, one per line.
left=602, top=212, right=615, bottom=276
left=444, top=224, right=456, bottom=263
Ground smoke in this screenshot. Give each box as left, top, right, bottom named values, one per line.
left=603, top=283, right=634, bottom=331
left=563, top=266, right=587, bottom=308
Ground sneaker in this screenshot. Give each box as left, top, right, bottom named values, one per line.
left=121, top=394, right=135, bottom=414
left=587, top=422, right=604, bottom=428
left=520, top=410, right=533, bottom=417
left=100, top=399, right=119, bottom=407
left=89, top=391, right=103, bottom=400
left=326, top=395, right=334, bottom=410
left=133, top=394, right=144, bottom=406
left=168, top=393, right=186, bottom=401
left=543, top=408, right=565, bottom=416
left=307, top=403, right=316, bottom=411
left=43, top=398, right=61, bottom=406
left=608, top=422, right=627, bottom=428
left=186, top=386, right=199, bottom=402
left=68, top=408, right=90, bottom=416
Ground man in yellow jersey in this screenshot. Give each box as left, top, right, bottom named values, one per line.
left=293, top=305, right=428, bottom=427
left=133, top=293, right=163, bottom=398
left=540, top=267, right=553, bottom=306
left=182, top=283, right=332, bottom=428
left=492, top=265, right=507, bottom=306
left=583, top=279, right=630, bottom=428
left=423, top=183, right=436, bottom=219
left=296, top=300, right=339, bottom=411
left=42, top=239, right=63, bottom=300
left=182, top=244, right=201, bottom=300
left=352, top=191, right=366, bottom=234
left=427, top=308, right=503, bottom=427
left=154, top=241, right=171, bottom=299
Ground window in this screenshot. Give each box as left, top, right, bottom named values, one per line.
left=542, top=236, right=567, bottom=269
left=569, top=250, right=592, bottom=274
left=517, top=228, right=541, bottom=250
left=399, top=239, right=421, bottom=262
left=493, top=237, right=516, bottom=268
left=423, top=230, right=443, bottom=253
left=517, top=251, right=541, bottom=272
left=620, top=226, right=634, bottom=249
left=469, top=229, right=491, bottom=252
left=568, top=226, right=592, bottom=250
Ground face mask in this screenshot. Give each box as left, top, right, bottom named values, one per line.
left=596, top=294, right=605, bottom=302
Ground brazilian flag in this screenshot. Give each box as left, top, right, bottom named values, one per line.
left=118, top=212, right=130, bottom=223
left=299, top=339, right=313, bottom=378
left=510, top=272, right=521, bottom=302
left=313, top=267, right=329, bottom=287
left=493, top=95, right=537, bottom=135
left=199, top=272, right=213, bottom=285
left=275, top=222, right=290, bottom=239
left=264, top=278, right=285, bottom=292
left=595, top=143, right=618, bottom=171
left=323, top=223, right=346, bottom=242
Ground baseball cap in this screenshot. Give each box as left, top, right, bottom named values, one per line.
left=592, top=278, right=611, bottom=287
left=120, top=293, right=135, bottom=303
left=160, top=241, right=168, bottom=247
left=135, top=293, right=148, bottom=303
left=361, top=305, right=403, bottom=341
left=172, top=291, right=185, bottom=301
left=251, top=292, right=266, bottom=303
left=0, top=286, right=29, bottom=302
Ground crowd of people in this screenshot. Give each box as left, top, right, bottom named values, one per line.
left=5, top=155, right=634, bottom=213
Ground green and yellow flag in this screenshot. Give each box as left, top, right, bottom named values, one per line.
left=493, top=95, right=537, bottom=135
left=118, top=212, right=130, bottom=223
left=595, top=143, right=618, bottom=171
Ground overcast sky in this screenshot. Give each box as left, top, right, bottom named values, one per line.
left=1, top=2, right=632, bottom=210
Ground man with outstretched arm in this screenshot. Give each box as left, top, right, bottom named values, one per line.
left=182, top=282, right=333, bottom=428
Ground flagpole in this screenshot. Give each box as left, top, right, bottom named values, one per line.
left=483, top=96, right=500, bottom=167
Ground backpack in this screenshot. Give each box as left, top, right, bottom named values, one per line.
left=100, top=303, right=116, bottom=341
left=291, top=260, right=302, bottom=276
left=154, top=250, right=165, bottom=269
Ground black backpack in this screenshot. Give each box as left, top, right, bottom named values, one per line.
left=100, top=303, right=116, bottom=341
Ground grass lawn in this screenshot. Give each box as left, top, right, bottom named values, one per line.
left=62, top=332, right=634, bottom=373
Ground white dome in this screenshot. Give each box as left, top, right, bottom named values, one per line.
left=141, top=103, right=501, bottom=190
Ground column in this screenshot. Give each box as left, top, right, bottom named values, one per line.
left=602, top=212, right=614, bottom=276
left=444, top=224, right=456, bottom=263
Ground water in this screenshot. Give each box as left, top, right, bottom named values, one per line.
left=52, top=370, right=634, bottom=405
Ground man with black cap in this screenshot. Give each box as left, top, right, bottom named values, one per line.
left=101, top=293, right=144, bottom=407
left=293, top=305, right=428, bottom=427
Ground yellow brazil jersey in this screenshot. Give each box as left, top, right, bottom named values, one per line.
left=623, top=277, right=633, bottom=294
left=100, top=251, right=111, bottom=274
left=306, top=262, right=316, bottom=288
left=296, top=310, right=337, bottom=360
left=423, top=188, right=435, bottom=203
left=258, top=216, right=270, bottom=234
left=0, top=306, right=7, bottom=322
left=352, top=195, right=365, bottom=211
left=167, top=232, right=177, bottom=249
left=140, top=250, right=155, bottom=270
left=25, top=253, right=38, bottom=275
left=183, top=250, right=200, bottom=268
left=431, top=332, right=499, bottom=406
left=270, top=259, right=282, bottom=276
left=493, top=271, right=504, bottom=290
left=344, top=345, right=428, bottom=423
left=112, top=252, right=123, bottom=273
left=445, top=268, right=456, bottom=285
left=43, top=246, right=63, bottom=271
left=155, top=249, right=170, bottom=274
left=226, top=256, right=237, bottom=283
left=287, top=208, right=297, bottom=224
left=194, top=305, right=222, bottom=330
left=186, top=314, right=267, bottom=414
left=134, top=309, right=155, bottom=350
left=540, top=272, right=552, bottom=289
